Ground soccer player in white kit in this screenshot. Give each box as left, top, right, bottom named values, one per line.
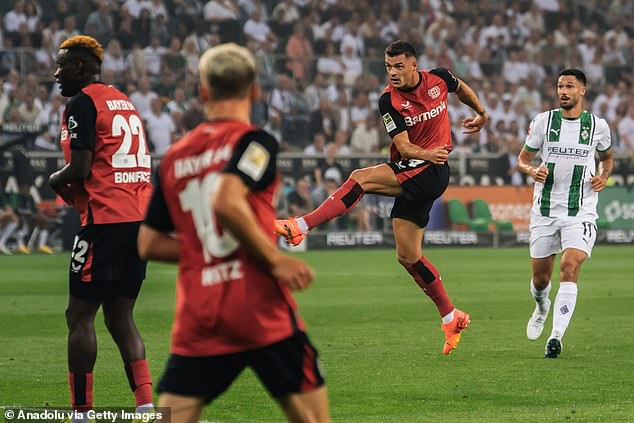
left=517, top=69, right=614, bottom=358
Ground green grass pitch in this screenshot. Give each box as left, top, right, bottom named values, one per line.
left=1, top=246, right=633, bottom=422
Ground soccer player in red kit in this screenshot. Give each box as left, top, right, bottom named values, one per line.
left=276, top=40, right=489, bottom=355
left=137, top=43, right=330, bottom=423
left=49, top=36, right=154, bottom=414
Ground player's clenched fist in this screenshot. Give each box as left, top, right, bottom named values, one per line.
left=531, top=166, right=549, bottom=184
left=272, top=255, right=315, bottom=291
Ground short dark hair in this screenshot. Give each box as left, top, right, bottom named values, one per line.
left=385, top=40, right=417, bottom=58
left=559, top=68, right=587, bottom=86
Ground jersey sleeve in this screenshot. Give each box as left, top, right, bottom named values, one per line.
left=65, top=92, right=97, bottom=151
left=144, top=166, right=175, bottom=232
left=595, top=117, right=612, bottom=152
left=524, top=113, right=546, bottom=152
left=429, top=68, right=459, bottom=92
left=378, top=92, right=407, bottom=138
left=223, top=129, right=278, bottom=191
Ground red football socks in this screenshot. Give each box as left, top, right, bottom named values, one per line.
left=68, top=372, right=93, bottom=412
left=125, top=359, right=153, bottom=406
left=406, top=256, right=454, bottom=317
left=304, top=178, right=365, bottom=229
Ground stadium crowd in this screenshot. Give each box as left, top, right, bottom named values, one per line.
left=1, top=0, right=633, bottom=247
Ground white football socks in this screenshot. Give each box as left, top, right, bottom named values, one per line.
left=296, top=217, right=309, bottom=233
left=530, top=279, right=551, bottom=313
left=0, top=220, right=17, bottom=246
left=551, top=282, right=578, bottom=339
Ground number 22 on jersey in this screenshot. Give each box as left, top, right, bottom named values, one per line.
left=179, top=172, right=239, bottom=263
left=111, top=114, right=151, bottom=169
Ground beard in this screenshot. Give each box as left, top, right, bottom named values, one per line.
left=559, top=98, right=577, bottom=110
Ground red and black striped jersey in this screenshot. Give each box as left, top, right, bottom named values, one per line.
left=379, top=68, right=458, bottom=161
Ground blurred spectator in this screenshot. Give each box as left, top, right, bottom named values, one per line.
left=285, top=23, right=314, bottom=83
left=143, top=97, right=175, bottom=154
left=17, top=92, right=42, bottom=123
left=308, top=98, right=338, bottom=141
left=332, top=129, right=351, bottom=155
left=83, top=0, right=114, bottom=45
left=102, top=38, right=127, bottom=83
left=304, top=132, right=327, bottom=155
left=143, top=35, right=166, bottom=80
left=3, top=1, right=26, bottom=46
left=243, top=5, right=273, bottom=47
left=270, top=0, right=300, bottom=39
left=286, top=177, right=313, bottom=217
left=203, top=0, right=240, bottom=43
left=34, top=95, right=64, bottom=151
left=350, top=115, right=380, bottom=154
left=616, top=105, right=634, bottom=152
left=129, top=76, right=159, bottom=116
left=317, top=42, right=344, bottom=77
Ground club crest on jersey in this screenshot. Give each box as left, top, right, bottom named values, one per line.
left=581, top=129, right=589, bottom=142
left=68, top=115, right=78, bottom=130
left=428, top=85, right=441, bottom=99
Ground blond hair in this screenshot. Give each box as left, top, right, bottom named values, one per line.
left=198, top=43, right=256, bottom=100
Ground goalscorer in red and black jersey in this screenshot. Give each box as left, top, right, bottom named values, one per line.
left=138, top=43, right=330, bottom=423
left=49, top=35, right=154, bottom=416
left=276, top=40, right=489, bottom=355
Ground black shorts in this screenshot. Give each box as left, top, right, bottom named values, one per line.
left=157, top=331, right=325, bottom=402
left=69, top=222, right=147, bottom=303
left=387, top=161, right=449, bottom=228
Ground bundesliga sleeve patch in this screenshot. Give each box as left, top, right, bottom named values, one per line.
left=237, top=141, right=269, bottom=182
left=383, top=113, right=397, bottom=132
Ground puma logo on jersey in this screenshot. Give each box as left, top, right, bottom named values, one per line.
left=404, top=101, right=446, bottom=126
left=550, top=128, right=560, bottom=135
left=401, top=101, right=411, bottom=109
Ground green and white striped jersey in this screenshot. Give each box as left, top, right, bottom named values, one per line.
left=524, top=109, right=611, bottom=221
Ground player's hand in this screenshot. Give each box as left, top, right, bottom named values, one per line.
left=271, top=255, right=315, bottom=291
left=531, top=166, right=549, bottom=184
left=590, top=175, right=608, bottom=192
left=425, top=146, right=450, bottom=164
left=49, top=174, right=74, bottom=205
left=462, top=112, right=488, bottom=134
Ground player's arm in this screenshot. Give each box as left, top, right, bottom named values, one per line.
left=49, top=93, right=95, bottom=204
left=378, top=92, right=449, bottom=164
left=591, top=121, right=614, bottom=192
left=517, top=147, right=548, bottom=183
left=452, top=77, right=488, bottom=134
left=138, top=167, right=179, bottom=262
left=214, top=130, right=313, bottom=290
left=518, top=115, right=549, bottom=183
left=591, top=149, right=613, bottom=192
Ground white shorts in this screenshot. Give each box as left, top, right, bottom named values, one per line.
left=529, top=218, right=597, bottom=259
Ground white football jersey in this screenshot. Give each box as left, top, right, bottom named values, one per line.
left=524, top=109, right=611, bottom=221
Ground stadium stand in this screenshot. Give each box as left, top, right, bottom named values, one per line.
left=1, top=0, right=633, bottom=250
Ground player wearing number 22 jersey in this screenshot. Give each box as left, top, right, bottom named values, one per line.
left=49, top=35, right=154, bottom=415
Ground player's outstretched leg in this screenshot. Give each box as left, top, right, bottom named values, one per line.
left=275, top=178, right=365, bottom=245
left=527, top=280, right=552, bottom=340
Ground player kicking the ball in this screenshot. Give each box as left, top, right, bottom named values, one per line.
left=276, top=40, right=489, bottom=355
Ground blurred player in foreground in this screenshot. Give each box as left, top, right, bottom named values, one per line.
left=138, top=43, right=330, bottom=423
